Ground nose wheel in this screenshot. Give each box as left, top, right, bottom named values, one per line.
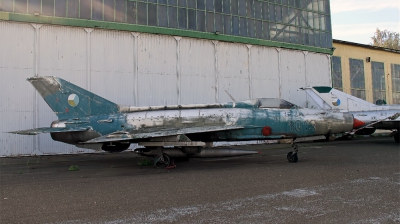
left=287, top=143, right=298, bottom=163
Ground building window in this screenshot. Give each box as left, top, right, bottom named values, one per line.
left=349, top=58, right=366, bottom=100
left=332, top=56, right=342, bottom=91
left=391, top=64, right=400, bottom=104
left=371, top=62, right=386, bottom=105
left=0, top=0, right=333, bottom=50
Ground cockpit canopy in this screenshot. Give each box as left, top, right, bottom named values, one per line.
left=233, top=98, right=299, bottom=109
left=258, top=98, right=299, bottom=109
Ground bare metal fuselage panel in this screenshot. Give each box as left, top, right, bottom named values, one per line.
left=10, top=77, right=354, bottom=153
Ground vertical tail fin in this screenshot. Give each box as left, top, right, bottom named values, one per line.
left=28, top=76, right=119, bottom=120
left=302, top=86, right=376, bottom=111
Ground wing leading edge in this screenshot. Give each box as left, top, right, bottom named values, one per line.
left=8, top=127, right=90, bottom=135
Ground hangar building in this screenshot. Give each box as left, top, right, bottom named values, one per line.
left=332, top=39, right=400, bottom=105
left=0, top=0, right=333, bottom=156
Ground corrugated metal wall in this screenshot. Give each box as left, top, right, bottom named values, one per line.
left=0, top=21, right=331, bottom=156
left=37, top=25, right=89, bottom=154
left=137, top=34, right=178, bottom=106
left=250, top=46, right=280, bottom=100
left=0, top=22, right=36, bottom=156
left=180, top=38, right=216, bottom=104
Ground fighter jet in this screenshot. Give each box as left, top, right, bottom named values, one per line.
left=302, top=86, right=400, bottom=143
left=10, top=77, right=354, bottom=167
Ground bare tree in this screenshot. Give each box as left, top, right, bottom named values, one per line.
left=371, top=28, right=400, bottom=50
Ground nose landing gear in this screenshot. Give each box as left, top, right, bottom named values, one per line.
left=287, top=142, right=298, bottom=163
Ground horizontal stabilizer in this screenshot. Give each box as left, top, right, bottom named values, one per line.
left=8, top=127, right=89, bottom=135
left=84, top=125, right=244, bottom=143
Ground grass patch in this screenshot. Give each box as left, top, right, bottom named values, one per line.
left=138, top=159, right=153, bottom=166
left=68, top=165, right=80, bottom=171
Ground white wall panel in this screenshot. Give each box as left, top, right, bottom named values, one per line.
left=90, top=29, right=135, bottom=106
left=280, top=50, right=307, bottom=107
left=250, top=46, right=280, bottom=99
left=306, top=53, right=331, bottom=87
left=0, top=21, right=36, bottom=156
left=217, top=42, right=250, bottom=103
left=304, top=53, right=331, bottom=109
left=37, top=25, right=89, bottom=155
left=180, top=38, right=215, bottom=104
left=137, top=34, right=178, bottom=106
left=39, top=26, right=87, bottom=79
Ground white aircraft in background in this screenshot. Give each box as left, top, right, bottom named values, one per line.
left=302, top=86, right=400, bottom=143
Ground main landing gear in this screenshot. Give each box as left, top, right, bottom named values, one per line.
left=154, top=153, right=171, bottom=168
left=152, top=147, right=176, bottom=169
left=287, top=142, right=298, bottom=163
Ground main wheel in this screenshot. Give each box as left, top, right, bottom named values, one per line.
left=154, top=153, right=171, bottom=168
left=287, top=152, right=298, bottom=163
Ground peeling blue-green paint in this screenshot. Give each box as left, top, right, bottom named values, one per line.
left=11, top=76, right=354, bottom=153
left=28, top=76, right=120, bottom=120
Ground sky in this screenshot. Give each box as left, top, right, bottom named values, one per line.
left=330, top=0, right=400, bottom=45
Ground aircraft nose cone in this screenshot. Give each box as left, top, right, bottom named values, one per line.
left=353, top=118, right=366, bottom=129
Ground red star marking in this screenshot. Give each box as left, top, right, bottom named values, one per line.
left=65, top=108, right=69, bottom=113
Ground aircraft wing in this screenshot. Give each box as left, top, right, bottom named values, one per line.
left=83, top=125, right=244, bottom=143
left=8, top=127, right=90, bottom=135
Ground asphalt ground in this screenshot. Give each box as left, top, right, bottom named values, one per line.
left=0, top=137, right=399, bottom=223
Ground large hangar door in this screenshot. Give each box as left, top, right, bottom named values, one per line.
left=0, top=21, right=36, bottom=156
left=280, top=50, right=307, bottom=107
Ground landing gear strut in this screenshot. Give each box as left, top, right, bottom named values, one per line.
left=287, top=142, right=298, bottom=163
